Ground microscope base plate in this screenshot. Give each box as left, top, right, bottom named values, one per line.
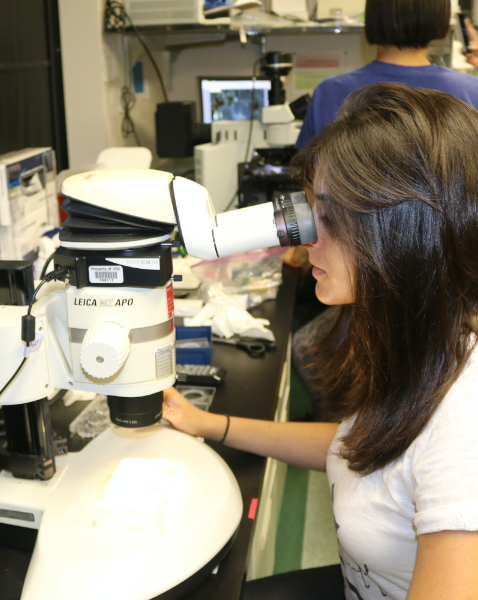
left=0, top=425, right=242, bottom=600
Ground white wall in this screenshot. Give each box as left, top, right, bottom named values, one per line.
left=58, top=0, right=108, bottom=168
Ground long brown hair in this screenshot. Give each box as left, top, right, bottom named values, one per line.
left=294, top=84, right=478, bottom=475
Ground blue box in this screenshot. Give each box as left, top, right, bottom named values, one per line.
left=175, top=325, right=212, bottom=365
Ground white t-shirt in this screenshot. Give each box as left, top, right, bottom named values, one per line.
left=327, top=348, right=478, bottom=600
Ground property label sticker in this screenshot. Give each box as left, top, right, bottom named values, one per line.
left=105, top=258, right=160, bottom=270
left=29, top=332, right=44, bottom=352
left=88, top=265, right=124, bottom=284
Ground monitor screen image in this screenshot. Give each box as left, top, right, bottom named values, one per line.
left=200, top=77, right=271, bottom=124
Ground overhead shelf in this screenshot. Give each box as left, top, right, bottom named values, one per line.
left=237, top=23, right=364, bottom=35
left=107, top=22, right=365, bottom=48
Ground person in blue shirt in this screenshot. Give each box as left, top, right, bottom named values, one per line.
left=296, top=0, right=478, bottom=149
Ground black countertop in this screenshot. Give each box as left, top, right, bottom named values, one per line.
left=0, top=265, right=298, bottom=600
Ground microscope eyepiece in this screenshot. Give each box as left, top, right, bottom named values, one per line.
left=273, top=192, right=318, bottom=247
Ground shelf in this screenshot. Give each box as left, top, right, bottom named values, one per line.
left=242, top=24, right=364, bottom=36
left=105, top=22, right=365, bottom=48
left=108, top=25, right=230, bottom=48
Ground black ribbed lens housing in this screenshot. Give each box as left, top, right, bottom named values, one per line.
left=107, top=392, right=163, bottom=428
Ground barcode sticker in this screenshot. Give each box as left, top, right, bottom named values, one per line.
left=89, top=265, right=124, bottom=284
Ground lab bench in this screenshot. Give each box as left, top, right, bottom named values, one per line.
left=0, top=265, right=298, bottom=600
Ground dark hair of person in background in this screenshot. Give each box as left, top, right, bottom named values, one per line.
left=365, top=0, right=450, bottom=49
left=293, top=84, right=478, bottom=475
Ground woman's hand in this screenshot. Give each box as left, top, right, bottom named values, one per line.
left=162, top=386, right=209, bottom=437
left=465, top=20, right=478, bottom=68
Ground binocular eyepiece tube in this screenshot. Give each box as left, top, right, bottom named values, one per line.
left=212, top=192, right=317, bottom=257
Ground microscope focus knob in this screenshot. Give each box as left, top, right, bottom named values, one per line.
left=80, top=321, right=131, bottom=379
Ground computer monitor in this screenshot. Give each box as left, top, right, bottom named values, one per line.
left=199, top=77, right=272, bottom=124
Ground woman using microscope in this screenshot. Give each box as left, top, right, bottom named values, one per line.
left=287, top=0, right=478, bottom=421
left=163, top=84, right=478, bottom=600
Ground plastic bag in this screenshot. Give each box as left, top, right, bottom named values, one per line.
left=192, top=247, right=285, bottom=309
left=184, top=288, right=275, bottom=341
left=69, top=395, right=111, bottom=439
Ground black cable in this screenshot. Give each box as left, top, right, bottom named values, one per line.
left=121, top=84, right=142, bottom=146
left=0, top=357, right=28, bottom=397
left=28, top=267, right=69, bottom=316
left=105, top=1, right=169, bottom=101
left=244, top=58, right=262, bottom=164
left=27, top=280, right=49, bottom=316
left=1, top=266, right=69, bottom=399
left=40, top=250, right=56, bottom=280
left=123, top=13, right=169, bottom=102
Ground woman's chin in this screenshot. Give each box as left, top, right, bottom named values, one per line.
left=315, top=283, right=351, bottom=305
left=315, top=284, right=333, bottom=305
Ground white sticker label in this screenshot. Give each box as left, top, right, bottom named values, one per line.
left=105, top=258, right=160, bottom=270
left=155, top=344, right=176, bottom=381
left=89, top=265, right=124, bottom=284
left=29, top=332, right=44, bottom=352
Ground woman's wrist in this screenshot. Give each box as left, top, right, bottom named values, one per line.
left=200, top=412, right=231, bottom=443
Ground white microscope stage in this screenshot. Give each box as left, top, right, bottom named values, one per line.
left=0, top=425, right=243, bottom=600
